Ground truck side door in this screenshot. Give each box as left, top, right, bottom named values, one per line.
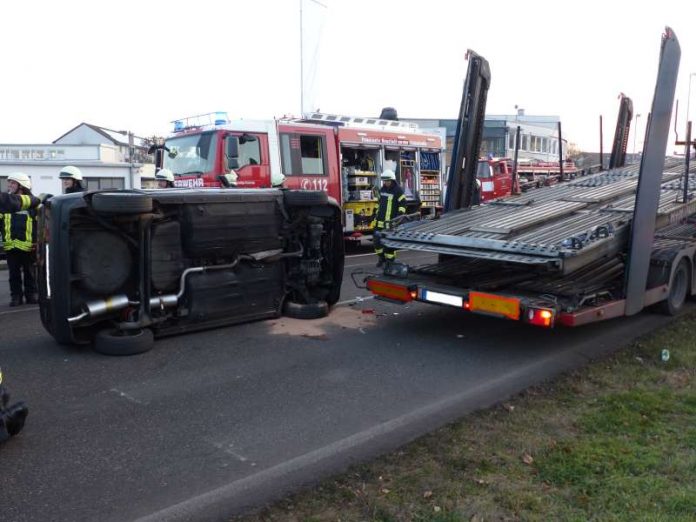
left=277, top=126, right=340, bottom=201
left=494, top=161, right=512, bottom=198
left=222, top=132, right=270, bottom=188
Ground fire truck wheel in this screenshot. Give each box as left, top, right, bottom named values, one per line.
left=282, top=300, right=329, bottom=320
left=93, top=328, right=154, bottom=356
left=92, top=192, right=153, bottom=214
left=659, top=259, right=689, bottom=316
left=284, top=190, right=328, bottom=207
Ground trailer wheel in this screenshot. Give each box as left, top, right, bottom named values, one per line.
left=284, top=190, right=328, bottom=207
left=283, top=300, right=329, bottom=320
left=92, top=192, right=153, bottom=214
left=659, top=259, right=689, bottom=316
left=93, top=328, right=154, bottom=356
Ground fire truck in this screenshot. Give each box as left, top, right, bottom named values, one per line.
left=476, top=157, right=581, bottom=202
left=159, top=112, right=445, bottom=240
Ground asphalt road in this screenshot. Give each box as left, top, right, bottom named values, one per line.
left=0, top=249, right=674, bottom=521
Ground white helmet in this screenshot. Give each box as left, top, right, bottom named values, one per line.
left=59, top=165, right=83, bottom=181
left=7, top=172, right=32, bottom=190
left=155, top=168, right=174, bottom=182
left=381, top=169, right=396, bottom=181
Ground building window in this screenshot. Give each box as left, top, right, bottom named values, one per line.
left=84, top=177, right=125, bottom=191
left=522, top=135, right=529, bottom=151
left=508, top=131, right=516, bottom=150
left=542, top=138, right=548, bottom=153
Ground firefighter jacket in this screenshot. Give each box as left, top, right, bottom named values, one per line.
left=1, top=206, right=37, bottom=252
left=0, top=193, right=39, bottom=214
left=374, top=183, right=407, bottom=228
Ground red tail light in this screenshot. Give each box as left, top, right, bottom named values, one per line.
left=527, top=308, right=554, bottom=327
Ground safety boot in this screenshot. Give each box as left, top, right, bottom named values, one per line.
left=9, top=296, right=22, bottom=307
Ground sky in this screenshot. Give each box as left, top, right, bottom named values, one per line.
left=1, top=0, right=695, bottom=153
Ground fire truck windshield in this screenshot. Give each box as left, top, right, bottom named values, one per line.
left=163, top=132, right=217, bottom=175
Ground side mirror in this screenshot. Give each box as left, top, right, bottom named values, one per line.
left=228, top=158, right=239, bottom=170
left=239, top=133, right=257, bottom=145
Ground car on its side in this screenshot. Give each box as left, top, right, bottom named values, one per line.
left=36, top=188, right=344, bottom=355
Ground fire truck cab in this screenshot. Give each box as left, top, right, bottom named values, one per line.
left=161, top=112, right=445, bottom=240
left=476, top=157, right=580, bottom=202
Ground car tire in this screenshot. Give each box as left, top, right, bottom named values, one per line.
left=93, top=328, right=154, bottom=356
left=92, top=192, right=153, bottom=214
left=284, top=190, right=328, bottom=207
left=283, top=300, right=329, bottom=320
left=659, top=259, right=690, bottom=316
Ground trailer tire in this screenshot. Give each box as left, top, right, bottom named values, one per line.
left=92, top=192, right=153, bottom=214
left=284, top=190, right=328, bottom=207
left=93, top=328, right=154, bottom=356
left=283, top=300, right=329, bottom=320
left=659, top=259, right=689, bottom=316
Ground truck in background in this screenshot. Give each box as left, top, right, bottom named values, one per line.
left=158, top=112, right=445, bottom=241
left=367, top=29, right=696, bottom=329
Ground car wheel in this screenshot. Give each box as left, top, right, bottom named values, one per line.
left=93, top=328, right=154, bottom=356
left=284, top=190, right=328, bottom=207
left=92, top=192, right=153, bottom=214
left=283, top=300, right=329, bottom=319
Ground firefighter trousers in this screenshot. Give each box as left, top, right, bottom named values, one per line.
left=374, top=226, right=396, bottom=261
left=6, top=249, right=36, bottom=300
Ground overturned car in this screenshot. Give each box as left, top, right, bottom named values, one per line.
left=37, top=189, right=344, bottom=355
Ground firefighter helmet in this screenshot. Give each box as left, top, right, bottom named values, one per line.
left=155, top=169, right=174, bottom=182
left=381, top=170, right=396, bottom=181
left=59, top=165, right=83, bottom=181
left=7, top=172, right=32, bottom=190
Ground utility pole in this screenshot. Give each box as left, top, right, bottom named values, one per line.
left=687, top=72, right=696, bottom=126
left=299, top=0, right=304, bottom=115
left=299, top=0, right=327, bottom=115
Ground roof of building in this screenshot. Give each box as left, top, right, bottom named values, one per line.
left=53, top=123, right=149, bottom=148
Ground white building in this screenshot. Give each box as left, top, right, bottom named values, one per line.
left=0, top=123, right=156, bottom=195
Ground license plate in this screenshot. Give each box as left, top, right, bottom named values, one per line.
left=469, top=291, right=520, bottom=320
left=422, top=289, right=463, bottom=307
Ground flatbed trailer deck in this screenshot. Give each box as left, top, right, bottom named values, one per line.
left=382, top=161, right=694, bottom=274
left=368, top=162, right=696, bottom=327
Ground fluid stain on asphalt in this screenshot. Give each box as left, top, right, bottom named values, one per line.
left=268, top=307, right=376, bottom=338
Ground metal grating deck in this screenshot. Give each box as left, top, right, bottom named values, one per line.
left=383, top=159, right=696, bottom=274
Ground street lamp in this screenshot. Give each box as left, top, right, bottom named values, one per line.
left=633, top=113, right=641, bottom=158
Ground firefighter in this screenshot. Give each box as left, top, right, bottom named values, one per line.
left=155, top=168, right=175, bottom=188
left=59, top=165, right=85, bottom=193
left=373, top=169, right=406, bottom=267
left=0, top=191, right=40, bottom=213
left=1, top=173, right=38, bottom=306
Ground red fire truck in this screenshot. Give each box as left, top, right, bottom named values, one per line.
left=476, top=157, right=581, bottom=202
left=160, top=112, right=445, bottom=240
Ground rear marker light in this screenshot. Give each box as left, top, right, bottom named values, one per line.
left=367, top=280, right=413, bottom=302
left=527, top=308, right=554, bottom=327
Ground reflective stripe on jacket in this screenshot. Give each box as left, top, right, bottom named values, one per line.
left=375, top=183, right=406, bottom=228
left=0, top=193, right=38, bottom=213
left=1, top=210, right=36, bottom=251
